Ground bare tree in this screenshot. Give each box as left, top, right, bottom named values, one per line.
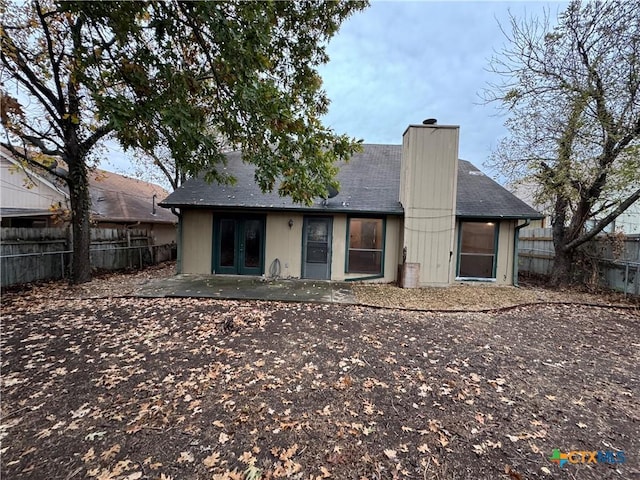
left=486, top=0, right=640, bottom=285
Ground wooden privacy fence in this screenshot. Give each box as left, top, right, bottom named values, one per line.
left=1, top=227, right=175, bottom=287
left=518, top=227, right=640, bottom=295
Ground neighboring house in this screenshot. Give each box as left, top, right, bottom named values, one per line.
left=0, top=147, right=67, bottom=228
left=508, top=182, right=549, bottom=230
left=88, top=169, right=177, bottom=245
left=511, top=181, right=640, bottom=235
left=161, top=123, right=542, bottom=286
left=0, top=147, right=177, bottom=245
left=613, top=202, right=640, bottom=235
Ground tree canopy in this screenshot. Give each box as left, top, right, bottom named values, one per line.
left=485, top=0, right=640, bottom=284
left=1, top=0, right=366, bottom=282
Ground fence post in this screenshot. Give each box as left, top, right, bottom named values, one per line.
left=127, top=230, right=131, bottom=268
left=66, top=226, right=73, bottom=276
left=624, top=263, right=629, bottom=296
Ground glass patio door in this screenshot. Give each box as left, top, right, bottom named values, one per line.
left=214, top=216, right=264, bottom=275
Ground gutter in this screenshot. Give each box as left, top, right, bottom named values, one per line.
left=513, top=218, right=531, bottom=287
left=170, top=207, right=182, bottom=274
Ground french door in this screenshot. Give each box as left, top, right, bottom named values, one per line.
left=213, top=216, right=265, bottom=275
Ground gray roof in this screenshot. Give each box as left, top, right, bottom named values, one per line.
left=160, top=145, right=403, bottom=215
left=88, top=170, right=176, bottom=224
left=456, top=159, right=543, bottom=219
left=160, top=144, right=542, bottom=219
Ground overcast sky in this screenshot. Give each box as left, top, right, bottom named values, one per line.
left=105, top=0, right=568, bottom=187
left=316, top=0, right=568, bottom=179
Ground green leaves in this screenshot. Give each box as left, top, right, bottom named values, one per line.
left=72, top=0, right=367, bottom=201
left=2, top=0, right=367, bottom=282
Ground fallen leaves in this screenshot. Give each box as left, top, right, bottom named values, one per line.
left=1, top=288, right=636, bottom=480
left=203, top=452, right=221, bottom=468
left=100, top=444, right=120, bottom=462
left=177, top=451, right=194, bottom=464
left=383, top=449, right=397, bottom=460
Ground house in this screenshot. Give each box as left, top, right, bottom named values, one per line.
left=511, top=181, right=640, bottom=235
left=0, top=147, right=177, bottom=245
left=160, top=123, right=543, bottom=286
left=0, top=147, right=68, bottom=228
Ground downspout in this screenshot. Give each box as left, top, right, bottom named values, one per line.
left=170, top=207, right=182, bottom=274
left=513, top=218, right=531, bottom=287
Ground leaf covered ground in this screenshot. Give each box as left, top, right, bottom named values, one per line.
left=1, top=271, right=639, bottom=480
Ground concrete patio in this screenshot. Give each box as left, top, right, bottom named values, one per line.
left=134, top=274, right=356, bottom=304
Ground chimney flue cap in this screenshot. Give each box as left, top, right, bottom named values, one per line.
left=422, top=118, right=437, bottom=125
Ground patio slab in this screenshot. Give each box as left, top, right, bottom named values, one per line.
left=134, top=274, right=356, bottom=304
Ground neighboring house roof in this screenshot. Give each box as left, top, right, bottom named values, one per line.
left=88, top=170, right=176, bottom=224
left=0, top=207, right=54, bottom=217
left=160, top=144, right=543, bottom=219
left=1, top=147, right=176, bottom=224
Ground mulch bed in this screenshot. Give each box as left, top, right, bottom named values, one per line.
left=1, top=289, right=638, bottom=479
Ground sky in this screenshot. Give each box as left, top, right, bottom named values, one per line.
left=104, top=0, right=569, bottom=187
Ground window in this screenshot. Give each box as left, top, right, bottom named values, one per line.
left=458, top=221, right=497, bottom=279
left=347, top=218, right=384, bottom=274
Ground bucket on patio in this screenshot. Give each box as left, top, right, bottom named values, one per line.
left=400, top=262, right=420, bottom=288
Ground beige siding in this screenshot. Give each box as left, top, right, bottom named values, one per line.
left=495, top=221, right=515, bottom=285
left=181, top=210, right=212, bottom=274
left=1, top=156, right=67, bottom=210
left=149, top=223, right=177, bottom=245
left=180, top=210, right=401, bottom=282
left=264, top=212, right=304, bottom=278
left=401, top=125, right=459, bottom=286
left=383, top=216, right=401, bottom=283
left=330, top=214, right=347, bottom=280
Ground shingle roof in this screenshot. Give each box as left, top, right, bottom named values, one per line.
left=160, top=146, right=404, bottom=215
left=160, top=145, right=542, bottom=219
left=89, top=170, right=176, bottom=224
left=456, top=160, right=543, bottom=219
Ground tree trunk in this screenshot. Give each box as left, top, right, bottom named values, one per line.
left=67, top=156, right=92, bottom=284
left=549, top=192, right=572, bottom=286
left=550, top=244, right=574, bottom=287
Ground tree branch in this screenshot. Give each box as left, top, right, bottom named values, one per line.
left=0, top=141, right=68, bottom=181
left=80, top=124, right=113, bottom=153
left=1, top=36, right=65, bottom=117
left=565, top=187, right=640, bottom=250
left=34, top=1, right=66, bottom=111
left=151, top=153, right=178, bottom=191
left=0, top=58, right=64, bottom=126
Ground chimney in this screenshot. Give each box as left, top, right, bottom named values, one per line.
left=400, top=121, right=459, bottom=286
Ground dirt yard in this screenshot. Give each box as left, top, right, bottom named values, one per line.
left=1, top=272, right=639, bottom=480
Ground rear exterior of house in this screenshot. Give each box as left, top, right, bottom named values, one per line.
left=161, top=123, right=542, bottom=286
